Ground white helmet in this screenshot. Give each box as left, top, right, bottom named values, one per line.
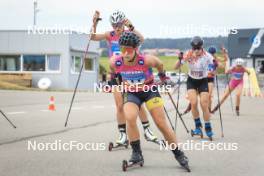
left=109, top=10, right=126, bottom=24
left=235, top=58, right=244, bottom=66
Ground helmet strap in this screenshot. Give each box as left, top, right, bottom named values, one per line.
left=128, top=51, right=137, bottom=63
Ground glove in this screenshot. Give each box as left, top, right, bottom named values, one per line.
left=124, top=19, right=134, bottom=31
left=158, top=71, right=170, bottom=83
left=108, top=73, right=122, bottom=86
left=92, top=11, right=102, bottom=26
left=178, top=51, right=184, bottom=60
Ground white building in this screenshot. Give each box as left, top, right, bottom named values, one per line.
left=0, top=30, right=100, bottom=90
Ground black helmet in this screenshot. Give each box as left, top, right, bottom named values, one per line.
left=119, top=31, right=140, bottom=48
left=191, top=36, right=204, bottom=49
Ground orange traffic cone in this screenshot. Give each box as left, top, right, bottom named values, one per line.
left=48, top=96, right=56, bottom=111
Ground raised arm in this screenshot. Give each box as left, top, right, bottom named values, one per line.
left=174, top=51, right=186, bottom=70
left=124, top=19, right=144, bottom=44
left=90, top=11, right=109, bottom=41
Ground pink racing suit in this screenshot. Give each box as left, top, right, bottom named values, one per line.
left=228, top=66, right=247, bottom=89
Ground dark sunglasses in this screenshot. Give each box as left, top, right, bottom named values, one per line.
left=112, top=22, right=124, bottom=28
left=192, top=46, right=202, bottom=51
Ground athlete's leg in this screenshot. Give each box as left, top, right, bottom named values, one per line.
left=139, top=104, right=148, bottom=122
left=124, top=102, right=140, bottom=141
left=146, top=96, right=189, bottom=169
left=113, top=90, right=126, bottom=124
left=139, top=104, right=158, bottom=141
left=235, top=82, right=243, bottom=115
left=188, top=89, right=199, bottom=118
left=235, top=83, right=243, bottom=107
left=200, top=92, right=210, bottom=121
left=112, top=88, right=128, bottom=144
left=123, top=96, right=143, bottom=164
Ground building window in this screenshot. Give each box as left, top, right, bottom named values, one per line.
left=0, top=55, right=21, bottom=71
left=47, top=55, right=60, bottom=71
left=71, top=56, right=82, bottom=73
left=84, top=58, right=94, bottom=71
left=23, top=55, right=45, bottom=71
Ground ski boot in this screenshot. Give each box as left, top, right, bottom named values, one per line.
left=191, top=127, right=203, bottom=138
left=122, top=151, right=144, bottom=171
left=205, top=123, right=213, bottom=141
left=144, top=127, right=159, bottom=145
left=122, top=140, right=144, bottom=172
left=108, top=132, right=128, bottom=151
left=174, top=150, right=191, bottom=172
left=235, top=106, right=240, bottom=116
left=191, top=118, right=203, bottom=138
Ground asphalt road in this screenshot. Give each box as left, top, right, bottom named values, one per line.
left=0, top=89, right=264, bottom=176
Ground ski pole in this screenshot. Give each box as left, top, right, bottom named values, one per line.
left=175, top=52, right=183, bottom=132
left=64, top=12, right=102, bottom=127
left=226, top=74, right=235, bottom=115
left=215, top=75, right=224, bottom=137
left=167, top=92, right=189, bottom=133
left=163, top=106, right=174, bottom=130
left=0, top=109, right=16, bottom=128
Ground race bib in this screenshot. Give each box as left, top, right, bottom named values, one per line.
left=111, top=41, right=121, bottom=56
left=121, top=71, right=146, bottom=86
left=232, top=72, right=243, bottom=80
left=190, top=71, right=203, bottom=78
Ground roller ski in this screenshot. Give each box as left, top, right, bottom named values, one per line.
left=205, top=123, right=213, bottom=141
left=174, top=150, right=191, bottom=172
left=122, top=151, right=144, bottom=171
left=122, top=140, right=144, bottom=172
left=108, top=132, right=129, bottom=151
left=144, top=127, right=161, bottom=145
left=190, top=127, right=203, bottom=139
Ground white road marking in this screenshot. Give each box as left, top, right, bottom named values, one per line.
left=7, top=111, right=26, bottom=115
left=72, top=107, right=83, bottom=110
left=91, top=105, right=105, bottom=109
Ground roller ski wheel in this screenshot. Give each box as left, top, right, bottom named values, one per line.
left=190, top=128, right=203, bottom=139
left=122, top=159, right=144, bottom=172
left=108, top=140, right=128, bottom=152
left=182, top=164, right=191, bottom=172
left=108, top=142, right=114, bottom=151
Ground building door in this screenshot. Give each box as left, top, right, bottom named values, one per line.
left=256, top=58, right=264, bottom=73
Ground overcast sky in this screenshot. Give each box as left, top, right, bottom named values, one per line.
left=1, top=0, right=263, bottom=38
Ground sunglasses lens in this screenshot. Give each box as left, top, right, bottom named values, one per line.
left=192, top=46, right=202, bottom=50
left=112, top=22, right=123, bottom=28
left=120, top=47, right=134, bottom=53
